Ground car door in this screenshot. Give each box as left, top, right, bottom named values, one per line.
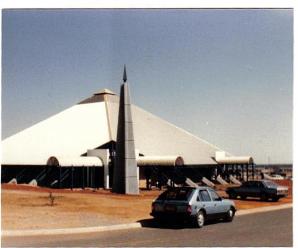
left=197, top=189, right=216, bottom=218
left=247, top=181, right=262, bottom=197
left=208, top=188, right=227, bottom=215
left=237, top=181, right=253, bottom=197
left=254, top=181, right=264, bottom=197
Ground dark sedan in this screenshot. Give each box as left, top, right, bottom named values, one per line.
left=226, top=180, right=288, bottom=201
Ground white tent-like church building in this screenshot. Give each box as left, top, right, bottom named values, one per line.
left=2, top=85, right=254, bottom=190
left=2, top=89, right=223, bottom=165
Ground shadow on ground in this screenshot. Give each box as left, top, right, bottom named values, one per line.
left=138, top=218, right=226, bottom=230
left=232, top=197, right=282, bottom=202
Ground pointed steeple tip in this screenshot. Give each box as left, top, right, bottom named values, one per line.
left=123, top=65, right=127, bottom=83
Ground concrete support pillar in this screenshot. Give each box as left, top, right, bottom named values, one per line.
left=137, top=166, right=140, bottom=188
left=59, top=166, right=62, bottom=188
left=237, top=165, right=239, bottom=180
left=45, top=166, right=49, bottom=187
left=93, top=166, right=96, bottom=190
left=104, top=163, right=109, bottom=189
left=214, top=166, right=218, bottom=178
left=71, top=166, right=74, bottom=190
left=90, top=166, right=93, bottom=189
left=86, top=167, right=89, bottom=188
left=82, top=166, right=85, bottom=189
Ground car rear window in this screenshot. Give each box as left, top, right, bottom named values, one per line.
left=157, top=188, right=194, bottom=201
left=263, top=181, right=278, bottom=188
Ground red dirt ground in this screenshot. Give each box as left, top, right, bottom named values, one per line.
left=1, top=180, right=292, bottom=230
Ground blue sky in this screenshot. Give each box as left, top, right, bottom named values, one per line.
left=2, top=9, right=293, bottom=164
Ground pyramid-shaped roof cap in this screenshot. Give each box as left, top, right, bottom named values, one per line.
left=79, top=88, right=117, bottom=104
left=94, top=89, right=116, bottom=96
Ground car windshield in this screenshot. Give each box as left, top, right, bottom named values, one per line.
left=157, top=188, right=194, bottom=201
left=263, top=181, right=278, bottom=188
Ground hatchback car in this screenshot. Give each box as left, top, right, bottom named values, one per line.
left=151, top=186, right=236, bottom=228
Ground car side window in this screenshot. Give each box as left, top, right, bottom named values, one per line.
left=196, top=192, right=200, bottom=201
left=247, top=182, right=253, bottom=187
left=209, top=189, right=221, bottom=201
left=242, top=182, right=250, bottom=187
left=199, top=190, right=211, bottom=202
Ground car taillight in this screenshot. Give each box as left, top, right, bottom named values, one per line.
left=151, top=203, right=156, bottom=212
left=186, top=205, right=192, bottom=214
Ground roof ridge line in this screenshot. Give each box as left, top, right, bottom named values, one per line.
left=104, top=94, right=113, bottom=141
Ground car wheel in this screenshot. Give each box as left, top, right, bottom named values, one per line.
left=272, top=196, right=280, bottom=202
left=224, top=207, right=235, bottom=222
left=260, top=193, right=268, bottom=201
left=195, top=211, right=205, bottom=228
left=229, top=191, right=237, bottom=199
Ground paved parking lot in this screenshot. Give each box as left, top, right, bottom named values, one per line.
left=2, top=208, right=292, bottom=247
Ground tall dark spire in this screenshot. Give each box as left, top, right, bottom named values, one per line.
left=123, top=65, right=127, bottom=83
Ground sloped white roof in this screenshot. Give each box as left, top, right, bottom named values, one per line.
left=2, top=89, right=227, bottom=166
left=2, top=102, right=110, bottom=165
left=107, top=100, right=223, bottom=165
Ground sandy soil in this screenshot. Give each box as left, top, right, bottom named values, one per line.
left=1, top=180, right=292, bottom=230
